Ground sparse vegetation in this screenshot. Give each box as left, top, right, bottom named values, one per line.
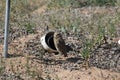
left=81, top=39, right=93, bottom=69
left=0, top=0, right=120, bottom=80
left=48, top=0, right=120, bottom=9
left=0, top=58, right=5, bottom=75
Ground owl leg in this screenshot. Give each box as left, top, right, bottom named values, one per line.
left=63, top=53, right=67, bottom=57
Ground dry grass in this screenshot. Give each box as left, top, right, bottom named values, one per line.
left=0, top=0, right=120, bottom=80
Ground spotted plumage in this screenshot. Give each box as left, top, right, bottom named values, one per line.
left=53, top=32, right=67, bottom=57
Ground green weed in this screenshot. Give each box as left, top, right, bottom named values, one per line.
left=48, top=0, right=118, bottom=9
left=0, top=57, right=5, bottom=75
left=88, top=0, right=116, bottom=6
left=24, top=22, right=36, bottom=34
left=81, top=39, right=94, bottom=69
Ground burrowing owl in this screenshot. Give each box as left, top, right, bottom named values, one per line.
left=53, top=32, right=67, bottom=57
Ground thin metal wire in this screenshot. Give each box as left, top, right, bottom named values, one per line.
left=3, top=0, right=10, bottom=58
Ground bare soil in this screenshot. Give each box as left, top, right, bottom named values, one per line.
left=0, top=5, right=120, bottom=80
left=0, top=30, right=120, bottom=80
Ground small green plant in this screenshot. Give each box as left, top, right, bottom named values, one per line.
left=87, top=0, right=117, bottom=6
left=25, top=22, right=36, bottom=34
left=48, top=0, right=117, bottom=9
left=0, top=57, right=5, bottom=75
left=81, top=39, right=94, bottom=69
left=97, top=25, right=106, bottom=45
left=107, top=21, right=117, bottom=37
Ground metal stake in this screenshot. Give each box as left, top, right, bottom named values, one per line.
left=3, top=0, right=11, bottom=58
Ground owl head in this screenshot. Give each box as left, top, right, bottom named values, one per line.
left=54, top=32, right=62, bottom=38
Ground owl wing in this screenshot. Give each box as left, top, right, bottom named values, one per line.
left=57, top=38, right=67, bottom=57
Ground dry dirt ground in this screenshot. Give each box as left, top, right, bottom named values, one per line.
left=0, top=31, right=120, bottom=80
left=0, top=5, right=120, bottom=80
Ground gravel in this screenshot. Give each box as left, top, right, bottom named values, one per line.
left=6, top=27, right=120, bottom=72
left=90, top=43, right=120, bottom=72
left=0, top=73, right=23, bottom=80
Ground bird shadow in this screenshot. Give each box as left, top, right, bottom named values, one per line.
left=31, top=44, right=77, bottom=65
left=66, top=45, right=73, bottom=52
left=66, top=56, right=84, bottom=63
left=32, top=56, right=83, bottom=65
